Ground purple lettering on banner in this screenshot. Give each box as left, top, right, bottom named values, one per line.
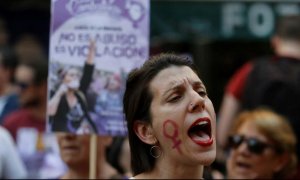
left=59, top=33, right=76, bottom=43
left=67, top=46, right=77, bottom=56
left=78, top=33, right=90, bottom=42
left=55, top=46, right=65, bottom=54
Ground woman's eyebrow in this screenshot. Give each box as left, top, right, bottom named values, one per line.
left=162, top=79, right=205, bottom=96
left=193, top=81, right=205, bottom=89
left=162, top=81, right=184, bottom=98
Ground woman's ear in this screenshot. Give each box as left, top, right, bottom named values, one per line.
left=274, top=152, right=289, bottom=173
left=134, top=120, right=157, bottom=145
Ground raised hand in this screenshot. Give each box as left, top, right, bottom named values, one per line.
left=86, top=40, right=96, bottom=65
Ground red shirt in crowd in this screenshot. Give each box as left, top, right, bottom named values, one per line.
left=225, top=61, right=254, bottom=100
left=3, top=109, right=45, bottom=141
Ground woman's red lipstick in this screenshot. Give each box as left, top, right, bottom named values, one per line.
left=188, top=118, right=213, bottom=146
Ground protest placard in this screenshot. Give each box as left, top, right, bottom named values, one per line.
left=47, top=0, right=149, bottom=136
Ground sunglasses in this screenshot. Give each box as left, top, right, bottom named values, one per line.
left=227, top=135, right=278, bottom=155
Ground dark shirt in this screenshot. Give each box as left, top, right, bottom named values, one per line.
left=0, top=94, right=20, bottom=124
left=50, top=63, right=94, bottom=132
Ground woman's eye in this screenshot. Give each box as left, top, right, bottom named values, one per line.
left=198, top=90, right=207, bottom=97
left=169, top=95, right=181, bottom=102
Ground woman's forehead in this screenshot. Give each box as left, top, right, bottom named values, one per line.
left=150, top=66, right=203, bottom=95
left=16, top=65, right=34, bottom=80
left=152, top=66, right=201, bottom=85
left=237, top=120, right=269, bottom=141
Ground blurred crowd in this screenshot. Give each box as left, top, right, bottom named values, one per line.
left=0, top=10, right=300, bottom=180
left=0, top=15, right=132, bottom=179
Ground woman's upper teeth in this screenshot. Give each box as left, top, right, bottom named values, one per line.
left=197, top=121, right=208, bottom=126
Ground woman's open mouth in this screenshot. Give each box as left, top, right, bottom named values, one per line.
left=188, top=118, right=213, bottom=146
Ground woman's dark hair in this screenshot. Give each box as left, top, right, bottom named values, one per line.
left=123, top=53, right=199, bottom=175
left=107, top=136, right=126, bottom=174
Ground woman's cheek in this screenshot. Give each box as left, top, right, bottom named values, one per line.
left=162, top=119, right=183, bottom=154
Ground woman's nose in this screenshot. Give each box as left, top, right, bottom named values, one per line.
left=237, top=141, right=251, bottom=156
left=188, top=91, right=205, bottom=113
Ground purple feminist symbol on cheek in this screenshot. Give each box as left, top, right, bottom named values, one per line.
left=163, top=120, right=182, bottom=154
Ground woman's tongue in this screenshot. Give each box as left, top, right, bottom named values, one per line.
left=190, top=131, right=210, bottom=141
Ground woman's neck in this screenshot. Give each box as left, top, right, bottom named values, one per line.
left=97, top=161, right=119, bottom=179
left=276, top=41, right=300, bottom=60
left=61, top=168, right=89, bottom=179
left=135, top=156, right=204, bottom=179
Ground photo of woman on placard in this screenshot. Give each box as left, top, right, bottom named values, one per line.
left=48, top=41, right=98, bottom=134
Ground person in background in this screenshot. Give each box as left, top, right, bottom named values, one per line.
left=107, top=136, right=132, bottom=178
left=56, top=133, right=121, bottom=179
left=2, top=58, right=64, bottom=179
left=0, top=126, right=27, bottom=179
left=94, top=72, right=125, bottom=135
left=95, top=73, right=124, bottom=115
left=0, top=49, right=20, bottom=123
left=226, top=108, right=297, bottom=179
left=123, top=53, right=216, bottom=179
left=3, top=58, right=48, bottom=140
left=13, top=33, right=45, bottom=63
left=217, top=15, right=300, bottom=168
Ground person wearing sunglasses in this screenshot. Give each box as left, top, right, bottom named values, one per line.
left=0, top=49, right=20, bottom=124
left=226, top=108, right=297, bottom=179
left=56, top=133, right=122, bottom=179
left=3, top=58, right=48, bottom=140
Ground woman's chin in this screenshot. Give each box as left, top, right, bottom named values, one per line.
left=203, top=152, right=216, bottom=166
left=192, top=149, right=216, bottom=166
